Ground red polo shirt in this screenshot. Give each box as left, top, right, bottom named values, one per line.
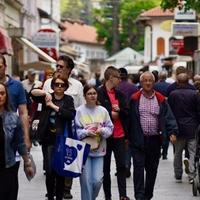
left=107, top=89, right=125, bottom=138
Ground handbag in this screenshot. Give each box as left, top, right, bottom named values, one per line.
left=52, top=125, right=90, bottom=178
left=29, top=104, right=50, bottom=142
left=82, top=135, right=101, bottom=151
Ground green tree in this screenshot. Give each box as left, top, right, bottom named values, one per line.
left=60, top=0, right=83, bottom=19
left=93, top=0, right=160, bottom=55
left=160, top=0, right=200, bottom=13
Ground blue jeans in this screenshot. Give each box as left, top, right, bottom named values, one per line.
left=80, top=156, right=104, bottom=200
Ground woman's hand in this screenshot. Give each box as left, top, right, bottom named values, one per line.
left=88, top=132, right=98, bottom=137
left=170, top=134, right=177, bottom=144
left=94, top=128, right=102, bottom=136
left=46, top=100, right=53, bottom=107
left=24, top=159, right=34, bottom=180
left=112, top=111, right=119, bottom=120
left=45, top=92, right=52, bottom=102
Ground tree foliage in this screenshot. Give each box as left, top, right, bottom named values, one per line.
left=93, top=0, right=160, bottom=55
left=60, top=0, right=83, bottom=19
left=160, top=0, right=200, bottom=13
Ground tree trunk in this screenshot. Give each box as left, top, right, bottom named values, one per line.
left=111, top=0, right=120, bottom=54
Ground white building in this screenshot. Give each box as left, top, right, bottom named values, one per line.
left=139, top=6, right=174, bottom=63
left=105, top=47, right=144, bottom=68
left=36, top=0, right=60, bottom=31
left=60, top=19, right=107, bottom=71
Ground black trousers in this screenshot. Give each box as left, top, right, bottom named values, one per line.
left=0, top=162, right=20, bottom=200
left=43, top=144, right=65, bottom=200
left=103, top=137, right=127, bottom=198
left=132, top=135, right=161, bottom=200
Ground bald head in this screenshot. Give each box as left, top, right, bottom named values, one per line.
left=194, top=74, right=200, bottom=82
left=159, top=71, right=167, bottom=80
left=177, top=73, right=189, bottom=85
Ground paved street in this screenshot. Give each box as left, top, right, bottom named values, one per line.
left=18, top=144, right=198, bottom=200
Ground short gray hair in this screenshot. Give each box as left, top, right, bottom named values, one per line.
left=139, top=71, right=155, bottom=82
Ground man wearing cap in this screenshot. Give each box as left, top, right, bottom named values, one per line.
left=22, top=68, right=42, bottom=93
left=22, top=68, right=42, bottom=120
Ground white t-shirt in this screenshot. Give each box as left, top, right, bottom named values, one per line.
left=22, top=79, right=42, bottom=93
left=43, top=77, right=84, bottom=108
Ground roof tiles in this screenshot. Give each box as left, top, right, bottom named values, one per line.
left=140, top=6, right=174, bottom=17
left=60, top=21, right=101, bottom=45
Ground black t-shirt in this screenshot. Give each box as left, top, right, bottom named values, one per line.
left=0, top=117, right=5, bottom=169
left=43, top=96, right=65, bottom=145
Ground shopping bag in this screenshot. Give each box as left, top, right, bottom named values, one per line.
left=82, top=135, right=101, bottom=151
left=29, top=105, right=50, bottom=142
left=52, top=126, right=90, bottom=178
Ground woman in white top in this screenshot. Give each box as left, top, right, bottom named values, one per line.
left=75, top=84, right=113, bottom=200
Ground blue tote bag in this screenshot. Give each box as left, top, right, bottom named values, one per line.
left=52, top=125, right=90, bottom=178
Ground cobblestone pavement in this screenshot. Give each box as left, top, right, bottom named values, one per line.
left=18, top=144, right=198, bottom=200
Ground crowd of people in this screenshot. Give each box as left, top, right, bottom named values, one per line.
left=0, top=52, right=200, bottom=200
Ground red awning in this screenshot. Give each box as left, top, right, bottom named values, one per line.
left=0, top=27, right=13, bottom=55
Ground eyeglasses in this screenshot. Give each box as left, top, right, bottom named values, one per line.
left=86, top=92, right=97, bottom=96
left=54, top=83, right=66, bottom=88
left=56, top=64, right=65, bottom=69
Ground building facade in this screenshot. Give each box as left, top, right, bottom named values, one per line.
left=139, top=7, right=174, bottom=63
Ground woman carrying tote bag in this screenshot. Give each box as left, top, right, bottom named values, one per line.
left=75, top=84, right=113, bottom=200
left=31, top=74, right=76, bottom=200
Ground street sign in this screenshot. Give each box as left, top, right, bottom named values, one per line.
left=172, top=22, right=200, bottom=37
left=32, top=29, right=59, bottom=60
left=174, top=8, right=196, bottom=21
left=32, top=30, right=57, bottom=48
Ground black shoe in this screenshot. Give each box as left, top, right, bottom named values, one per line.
left=120, top=196, right=130, bottom=200
left=45, top=193, right=55, bottom=198
left=162, top=156, right=168, bottom=160
left=63, top=191, right=73, bottom=199
left=126, top=169, right=131, bottom=178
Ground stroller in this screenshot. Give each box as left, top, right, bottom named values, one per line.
left=193, top=125, right=200, bottom=196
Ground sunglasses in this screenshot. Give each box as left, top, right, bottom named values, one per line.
left=56, top=64, right=65, bottom=69
left=54, top=83, right=66, bottom=88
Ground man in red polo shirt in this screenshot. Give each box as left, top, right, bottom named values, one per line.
left=98, top=66, right=130, bottom=200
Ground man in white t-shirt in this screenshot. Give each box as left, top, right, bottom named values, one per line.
left=43, top=55, right=84, bottom=199
left=22, top=68, right=42, bottom=93
left=43, top=76, right=84, bottom=108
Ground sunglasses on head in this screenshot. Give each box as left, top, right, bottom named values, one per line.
left=56, top=64, right=65, bottom=69
left=54, top=83, right=66, bottom=88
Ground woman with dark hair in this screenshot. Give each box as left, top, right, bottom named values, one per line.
left=31, top=75, right=76, bottom=200
left=0, top=83, right=34, bottom=200
left=75, top=84, right=113, bottom=200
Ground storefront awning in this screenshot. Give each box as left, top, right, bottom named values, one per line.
left=0, top=27, right=13, bottom=55
left=16, top=37, right=56, bottom=64
left=60, top=45, right=79, bottom=58
left=20, top=61, right=53, bottom=71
